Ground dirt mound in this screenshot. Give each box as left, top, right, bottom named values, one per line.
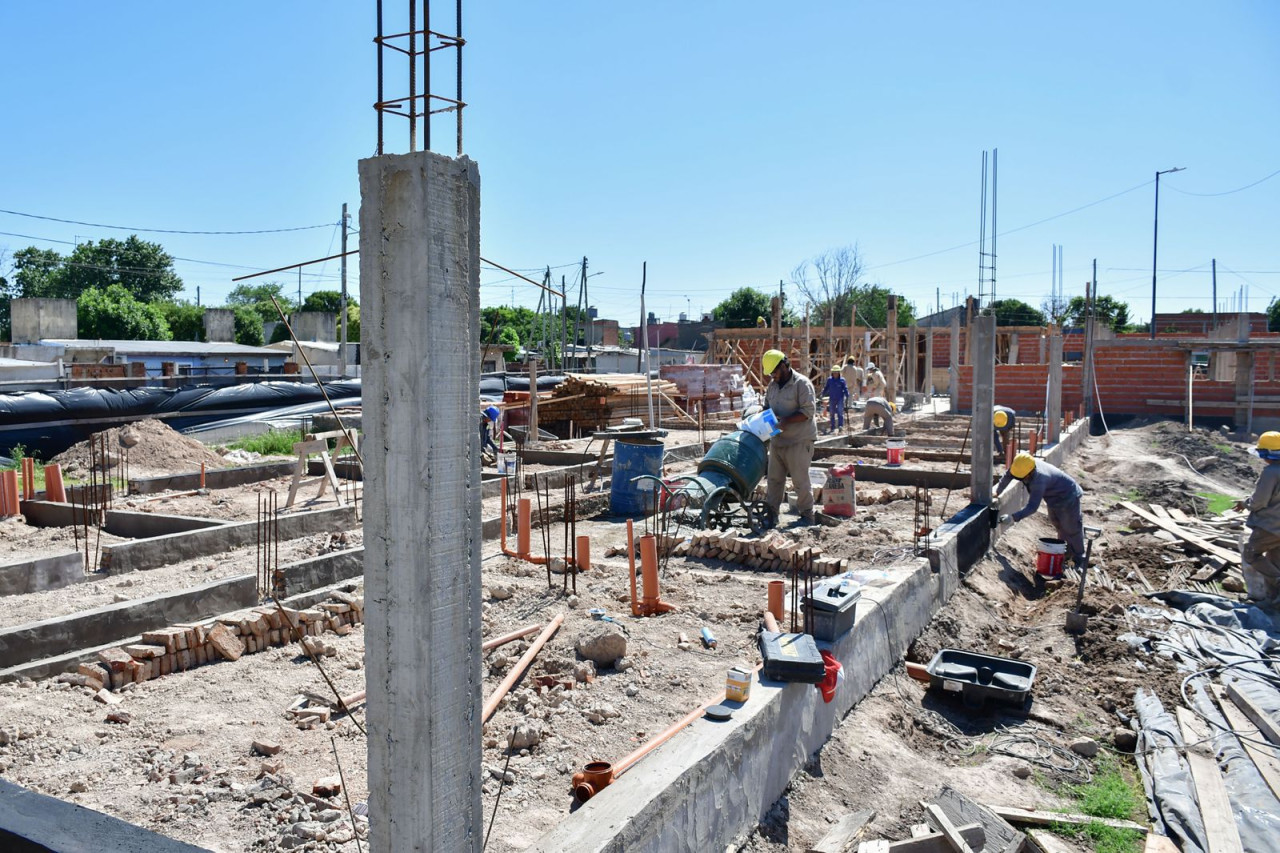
left=1149, top=421, right=1260, bottom=488
left=52, top=419, right=228, bottom=479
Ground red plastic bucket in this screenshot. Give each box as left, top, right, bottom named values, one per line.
left=1036, top=538, right=1067, bottom=578
left=886, top=439, right=906, bottom=466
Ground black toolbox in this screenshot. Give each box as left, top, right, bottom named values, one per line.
left=759, top=631, right=826, bottom=684
left=925, top=649, right=1037, bottom=708
left=804, top=579, right=860, bottom=641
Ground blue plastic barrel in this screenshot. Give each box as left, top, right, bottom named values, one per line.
left=610, top=439, right=665, bottom=515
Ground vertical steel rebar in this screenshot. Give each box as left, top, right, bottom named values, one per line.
left=408, top=0, right=417, bottom=152
left=423, top=0, right=431, bottom=151
left=455, top=0, right=463, bottom=155
left=376, top=0, right=384, bottom=155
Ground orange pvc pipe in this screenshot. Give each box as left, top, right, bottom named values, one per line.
left=482, top=613, right=563, bottom=723
left=517, top=498, right=532, bottom=558
left=1, top=470, right=18, bottom=517
left=498, top=479, right=549, bottom=564
left=575, top=535, right=591, bottom=571
left=482, top=622, right=543, bottom=652
left=21, top=458, right=33, bottom=501
left=627, top=519, right=641, bottom=617
left=767, top=580, right=785, bottom=623
left=44, top=464, right=66, bottom=503
left=639, top=535, right=659, bottom=608
left=200, top=463, right=206, bottom=489
left=1028, top=431, right=1039, bottom=455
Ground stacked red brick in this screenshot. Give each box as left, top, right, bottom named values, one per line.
left=70, top=592, right=364, bottom=691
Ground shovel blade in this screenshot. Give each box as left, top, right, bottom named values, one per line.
left=1065, top=611, right=1089, bottom=634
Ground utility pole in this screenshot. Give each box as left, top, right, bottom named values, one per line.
left=560, top=275, right=568, bottom=372
left=1150, top=166, right=1186, bottom=338
left=196, top=286, right=201, bottom=307
left=1208, top=256, right=1218, bottom=333
left=339, top=203, right=349, bottom=377
left=641, top=262, right=655, bottom=426
left=297, top=268, right=303, bottom=317
left=583, top=256, right=592, bottom=366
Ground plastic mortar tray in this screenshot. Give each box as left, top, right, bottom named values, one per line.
left=925, top=649, right=1037, bottom=708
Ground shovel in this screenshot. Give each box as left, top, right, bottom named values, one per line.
left=1065, top=526, right=1103, bottom=634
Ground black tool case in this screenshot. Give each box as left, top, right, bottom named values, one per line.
left=759, top=631, right=826, bottom=683
left=804, top=580, right=860, bottom=641
left=925, top=649, right=1037, bottom=708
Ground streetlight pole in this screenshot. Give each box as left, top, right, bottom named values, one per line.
left=1150, top=166, right=1185, bottom=339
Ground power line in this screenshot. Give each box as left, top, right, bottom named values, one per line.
left=1166, top=167, right=1280, bottom=197
left=0, top=207, right=335, bottom=235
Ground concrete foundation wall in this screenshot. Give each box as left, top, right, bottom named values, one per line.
left=20, top=500, right=97, bottom=528
left=534, top=554, right=949, bottom=852
left=0, top=574, right=257, bottom=671
left=10, top=298, right=77, bottom=344
left=0, top=552, right=84, bottom=597
left=103, top=510, right=227, bottom=538
left=102, top=505, right=356, bottom=573
left=0, top=777, right=211, bottom=852
left=203, top=308, right=235, bottom=343
left=128, top=461, right=297, bottom=494
left=280, top=547, right=363, bottom=597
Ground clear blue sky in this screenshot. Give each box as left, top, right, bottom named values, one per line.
left=2, top=2, right=1277, bottom=329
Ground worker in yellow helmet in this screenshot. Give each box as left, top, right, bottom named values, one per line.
left=862, top=396, right=895, bottom=436
left=761, top=349, right=818, bottom=525
left=995, top=451, right=1087, bottom=567
left=756, top=316, right=767, bottom=328
left=993, top=405, right=1017, bottom=456
left=1239, top=432, right=1280, bottom=608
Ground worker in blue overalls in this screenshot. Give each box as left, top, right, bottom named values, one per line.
left=821, top=366, right=849, bottom=434
left=480, top=405, right=501, bottom=460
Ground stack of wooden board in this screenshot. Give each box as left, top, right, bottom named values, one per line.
left=536, top=373, right=692, bottom=431
left=1120, top=501, right=1244, bottom=589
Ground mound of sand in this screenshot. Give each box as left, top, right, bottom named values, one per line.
left=52, top=418, right=229, bottom=479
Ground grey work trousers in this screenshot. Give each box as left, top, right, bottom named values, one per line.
left=863, top=401, right=894, bottom=436
left=1047, top=495, right=1086, bottom=564
left=1241, top=527, right=1280, bottom=603
left=766, top=440, right=814, bottom=519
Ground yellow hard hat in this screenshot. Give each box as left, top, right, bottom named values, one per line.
left=762, top=349, right=786, bottom=375
left=993, top=410, right=1009, bottom=429
left=1010, top=451, right=1036, bottom=479
left=1259, top=432, right=1280, bottom=452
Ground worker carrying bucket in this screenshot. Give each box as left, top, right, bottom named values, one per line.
left=762, top=349, right=818, bottom=526
left=995, top=452, right=1087, bottom=569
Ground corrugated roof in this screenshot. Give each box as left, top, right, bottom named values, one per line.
left=41, top=339, right=286, bottom=357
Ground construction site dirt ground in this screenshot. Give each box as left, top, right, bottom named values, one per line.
left=0, top=418, right=1265, bottom=852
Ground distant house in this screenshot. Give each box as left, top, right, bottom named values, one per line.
left=30, top=339, right=289, bottom=377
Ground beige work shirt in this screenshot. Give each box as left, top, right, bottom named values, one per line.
left=765, top=370, right=818, bottom=446
left=841, top=364, right=863, bottom=389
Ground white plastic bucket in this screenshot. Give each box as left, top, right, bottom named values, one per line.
left=741, top=409, right=781, bottom=441
left=497, top=452, right=518, bottom=476
left=1036, top=537, right=1067, bottom=578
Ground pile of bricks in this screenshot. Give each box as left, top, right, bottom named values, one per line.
left=70, top=591, right=364, bottom=691
left=682, top=530, right=848, bottom=576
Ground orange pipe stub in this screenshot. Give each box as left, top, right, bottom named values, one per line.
left=767, top=580, right=784, bottom=622
left=44, top=464, right=66, bottom=503
left=637, top=534, right=676, bottom=616
left=517, top=498, right=532, bottom=559
left=575, top=535, right=591, bottom=571
left=1, top=470, right=18, bottom=517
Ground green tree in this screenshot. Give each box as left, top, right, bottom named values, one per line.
left=1065, top=295, right=1132, bottom=332
left=157, top=300, right=206, bottom=342
left=481, top=305, right=540, bottom=346
left=1268, top=299, right=1280, bottom=333
left=59, top=236, right=183, bottom=303
left=813, top=283, right=915, bottom=329
left=711, top=287, right=773, bottom=328
left=78, top=285, right=172, bottom=340
left=227, top=281, right=294, bottom=325
left=988, top=299, right=1046, bottom=327
left=232, top=307, right=265, bottom=346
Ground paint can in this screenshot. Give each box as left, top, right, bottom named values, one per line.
left=725, top=665, right=752, bottom=703
left=886, top=438, right=907, bottom=466
left=1036, top=537, right=1067, bottom=578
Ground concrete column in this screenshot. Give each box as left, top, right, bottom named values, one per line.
left=963, top=296, right=976, bottom=365
left=528, top=357, right=539, bottom=445
left=359, top=151, right=483, bottom=852
left=970, top=315, right=995, bottom=505
left=1082, top=319, right=1096, bottom=418
left=1235, top=350, right=1255, bottom=436
left=1047, top=332, right=1062, bottom=445
left=770, top=296, right=781, bottom=350
left=886, top=295, right=898, bottom=402
left=949, top=313, right=960, bottom=403
left=903, top=324, right=916, bottom=396
left=925, top=323, right=934, bottom=397
left=825, top=310, right=834, bottom=373
left=803, top=307, right=811, bottom=376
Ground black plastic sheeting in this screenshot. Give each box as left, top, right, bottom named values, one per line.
left=1, top=372, right=568, bottom=457
left=0, top=381, right=361, bottom=458
left=1126, top=591, right=1280, bottom=853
